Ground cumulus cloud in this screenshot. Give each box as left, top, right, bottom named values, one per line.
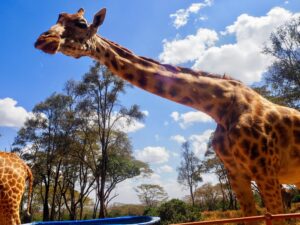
left=159, top=28, right=218, bottom=65
left=113, top=110, right=149, bottom=133
left=0, top=98, right=33, bottom=128
left=157, top=165, right=174, bottom=173
left=170, top=0, right=213, bottom=29
left=136, top=146, right=170, bottom=164
left=171, top=111, right=213, bottom=129
left=170, top=135, right=186, bottom=144
left=160, top=7, right=300, bottom=84
left=189, top=129, right=214, bottom=157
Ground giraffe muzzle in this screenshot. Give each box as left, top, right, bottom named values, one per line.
left=35, top=32, right=61, bottom=54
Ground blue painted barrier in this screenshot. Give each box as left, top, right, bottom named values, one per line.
left=23, top=216, right=160, bottom=225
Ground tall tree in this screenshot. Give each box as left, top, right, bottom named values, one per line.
left=258, top=17, right=300, bottom=109
left=13, top=93, right=76, bottom=221
left=203, top=132, right=237, bottom=210
left=135, top=184, right=168, bottom=207
left=177, top=142, right=203, bottom=206
left=75, top=62, right=147, bottom=218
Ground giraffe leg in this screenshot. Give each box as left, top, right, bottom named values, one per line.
left=228, top=172, right=258, bottom=225
left=256, top=178, right=285, bottom=225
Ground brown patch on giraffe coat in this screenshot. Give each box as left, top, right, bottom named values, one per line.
left=123, top=73, right=134, bottom=81
left=274, top=123, right=289, bottom=147
left=266, top=111, right=279, bottom=123
left=258, top=158, right=267, bottom=174
left=294, top=117, right=300, bottom=127
left=250, top=143, right=260, bottom=160
left=137, top=72, right=148, bottom=88
left=179, top=96, right=194, bottom=105
left=204, top=104, right=214, bottom=112
left=154, top=80, right=166, bottom=96
left=110, top=57, right=119, bottom=71
left=169, top=87, right=180, bottom=98
left=283, top=116, right=292, bottom=127
left=264, top=123, right=272, bottom=134
left=213, top=85, right=225, bottom=98
left=294, top=130, right=300, bottom=144
left=261, top=137, right=268, bottom=153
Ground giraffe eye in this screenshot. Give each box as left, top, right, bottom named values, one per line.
left=74, top=19, right=88, bottom=29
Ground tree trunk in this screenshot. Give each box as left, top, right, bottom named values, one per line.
left=50, top=160, right=62, bottom=220
left=43, top=184, right=50, bottom=221
left=190, top=185, right=195, bottom=206
left=99, top=162, right=107, bottom=218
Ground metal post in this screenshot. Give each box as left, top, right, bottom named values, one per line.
left=265, top=213, right=273, bottom=225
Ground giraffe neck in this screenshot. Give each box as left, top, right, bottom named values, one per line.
left=86, top=34, right=244, bottom=125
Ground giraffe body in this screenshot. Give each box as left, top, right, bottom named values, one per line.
left=0, top=152, right=33, bottom=225
left=35, top=8, right=300, bottom=224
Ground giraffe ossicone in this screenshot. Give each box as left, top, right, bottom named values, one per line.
left=35, top=8, right=300, bottom=225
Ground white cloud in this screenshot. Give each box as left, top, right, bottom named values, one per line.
left=136, top=146, right=170, bottom=164
left=142, top=110, right=149, bottom=116
left=0, top=98, right=33, bottom=128
left=170, top=0, right=213, bottom=29
left=113, top=116, right=145, bottom=133
left=159, top=28, right=218, bottom=65
left=113, top=110, right=149, bottom=133
left=161, top=7, right=300, bottom=84
left=112, top=174, right=188, bottom=205
left=170, top=111, right=213, bottom=129
left=170, top=135, right=186, bottom=144
left=189, top=129, right=214, bottom=157
left=170, top=111, right=180, bottom=121
left=157, top=165, right=174, bottom=173
left=172, top=152, right=180, bottom=157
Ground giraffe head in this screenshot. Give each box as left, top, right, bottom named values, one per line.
left=35, top=8, right=106, bottom=58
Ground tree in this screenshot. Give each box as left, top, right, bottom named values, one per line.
left=13, top=62, right=150, bottom=221
left=258, top=17, right=300, bottom=109
left=177, top=142, right=203, bottom=206
left=203, top=132, right=237, bottom=210
left=13, top=93, right=77, bottom=221
left=194, top=183, right=222, bottom=211
left=135, top=184, right=168, bottom=207
left=75, top=62, right=148, bottom=218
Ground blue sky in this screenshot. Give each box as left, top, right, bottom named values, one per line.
left=1, top=0, right=299, bottom=204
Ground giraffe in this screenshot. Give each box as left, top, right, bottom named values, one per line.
left=0, top=152, right=33, bottom=225
left=35, top=8, right=300, bottom=224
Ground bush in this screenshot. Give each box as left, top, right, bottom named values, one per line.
left=156, top=199, right=201, bottom=225
left=108, top=204, right=145, bottom=217
left=292, top=195, right=300, bottom=203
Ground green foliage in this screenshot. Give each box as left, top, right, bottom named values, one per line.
left=256, top=16, right=300, bottom=109
left=135, top=184, right=168, bottom=207
left=108, top=204, right=145, bottom=217
left=292, top=195, right=300, bottom=203
left=155, top=199, right=201, bottom=225
left=14, top=62, right=150, bottom=221
left=177, top=142, right=203, bottom=206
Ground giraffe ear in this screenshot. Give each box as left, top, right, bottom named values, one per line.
left=92, top=8, right=107, bottom=28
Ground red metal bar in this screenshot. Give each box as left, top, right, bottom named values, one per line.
left=171, top=212, right=300, bottom=225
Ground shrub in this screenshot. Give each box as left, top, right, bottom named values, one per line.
left=156, top=199, right=201, bottom=225
left=292, top=195, right=300, bottom=203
